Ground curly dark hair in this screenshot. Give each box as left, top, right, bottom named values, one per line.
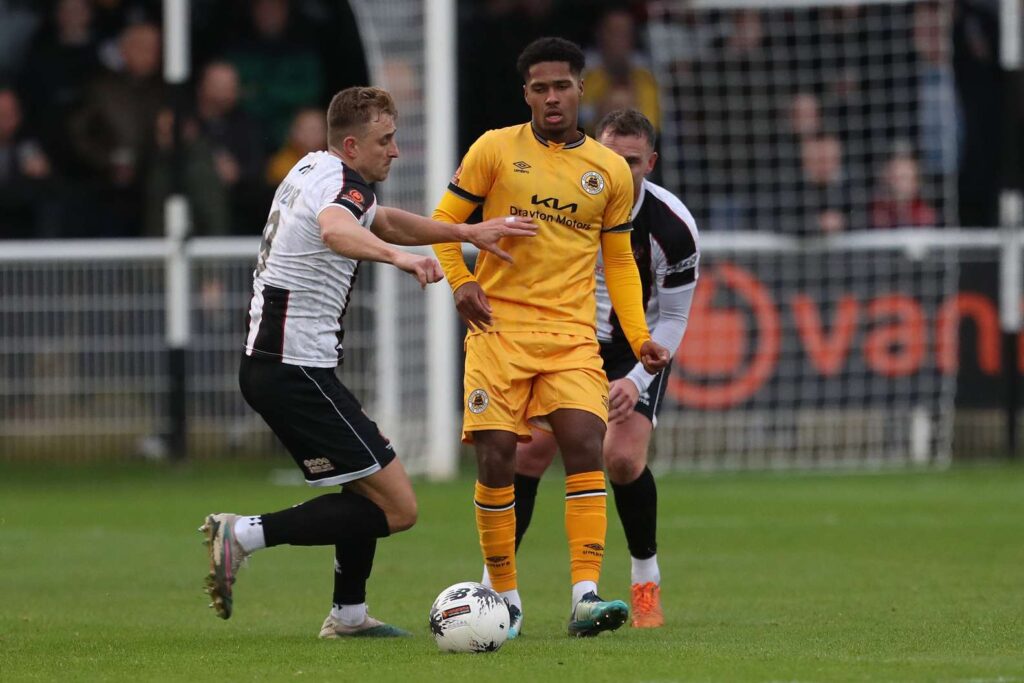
left=595, top=109, right=657, bottom=149
left=515, top=37, right=585, bottom=81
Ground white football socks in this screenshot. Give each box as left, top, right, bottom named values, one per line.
left=331, top=602, right=368, bottom=627
left=233, top=516, right=266, bottom=553
left=630, top=554, right=661, bottom=585
left=499, top=589, right=522, bottom=612
left=571, top=580, right=598, bottom=607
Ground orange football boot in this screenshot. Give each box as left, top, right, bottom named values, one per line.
left=630, top=582, right=664, bottom=628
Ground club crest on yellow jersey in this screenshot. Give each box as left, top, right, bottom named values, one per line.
left=581, top=171, right=606, bottom=195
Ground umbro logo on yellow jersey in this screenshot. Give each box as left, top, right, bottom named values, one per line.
left=513, top=160, right=531, bottom=174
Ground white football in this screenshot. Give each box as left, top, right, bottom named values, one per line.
left=428, top=581, right=510, bottom=653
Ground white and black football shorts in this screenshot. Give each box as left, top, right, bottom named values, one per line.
left=599, top=340, right=671, bottom=426
left=238, top=354, right=396, bottom=486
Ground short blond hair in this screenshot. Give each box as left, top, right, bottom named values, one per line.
left=327, top=87, right=397, bottom=148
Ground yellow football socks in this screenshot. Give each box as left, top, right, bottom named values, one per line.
left=474, top=481, right=517, bottom=593
left=565, top=471, right=607, bottom=585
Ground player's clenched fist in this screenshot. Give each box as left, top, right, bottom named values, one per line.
left=453, top=281, right=493, bottom=331
left=394, top=252, right=443, bottom=288
left=639, top=339, right=670, bottom=373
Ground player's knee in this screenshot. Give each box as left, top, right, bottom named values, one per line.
left=562, top=430, right=605, bottom=470
left=387, top=497, right=418, bottom=533
left=516, top=440, right=555, bottom=478
left=605, top=450, right=644, bottom=485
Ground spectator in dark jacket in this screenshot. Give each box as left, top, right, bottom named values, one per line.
left=195, top=61, right=268, bottom=234
left=0, top=88, right=58, bottom=238
left=67, top=22, right=163, bottom=234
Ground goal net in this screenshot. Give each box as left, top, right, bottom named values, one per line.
left=648, top=0, right=958, bottom=234
left=646, top=0, right=961, bottom=468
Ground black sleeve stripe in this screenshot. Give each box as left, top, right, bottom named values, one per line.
left=601, top=221, right=632, bottom=233
left=447, top=182, right=485, bottom=204
left=336, top=197, right=364, bottom=219
left=663, top=271, right=697, bottom=289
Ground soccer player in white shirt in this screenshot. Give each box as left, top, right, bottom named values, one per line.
left=199, top=87, right=535, bottom=637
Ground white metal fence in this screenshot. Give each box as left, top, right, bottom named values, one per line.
left=2, top=229, right=1018, bottom=472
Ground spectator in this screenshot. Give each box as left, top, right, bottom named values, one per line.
left=0, top=88, right=57, bottom=238
left=67, top=22, right=163, bottom=235
left=19, top=0, right=102, bottom=171
left=144, top=109, right=228, bottom=237
left=265, top=107, right=325, bottom=185
left=913, top=1, right=960, bottom=185
left=0, top=0, right=42, bottom=82
left=953, top=0, right=1000, bottom=226
left=194, top=61, right=268, bottom=234
left=761, top=90, right=825, bottom=231
left=458, top=0, right=558, bottom=149
left=226, top=0, right=323, bottom=146
left=685, top=9, right=771, bottom=231
left=581, top=8, right=660, bottom=133
left=870, top=151, right=938, bottom=229
left=787, top=91, right=822, bottom=139
left=797, top=133, right=854, bottom=234
left=776, top=91, right=823, bottom=185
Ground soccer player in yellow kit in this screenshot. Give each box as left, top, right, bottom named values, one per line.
left=432, top=37, right=670, bottom=638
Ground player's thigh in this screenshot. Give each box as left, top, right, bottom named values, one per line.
left=604, top=411, right=654, bottom=484
left=515, top=428, right=559, bottom=478
left=239, top=355, right=397, bottom=487
left=462, top=333, right=533, bottom=442
left=344, top=457, right=417, bottom=533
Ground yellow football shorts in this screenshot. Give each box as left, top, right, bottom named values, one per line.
left=461, top=331, right=609, bottom=443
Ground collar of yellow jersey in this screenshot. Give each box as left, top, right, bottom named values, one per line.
left=531, top=124, right=586, bottom=150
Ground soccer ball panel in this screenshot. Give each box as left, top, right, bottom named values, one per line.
left=429, top=581, right=509, bottom=653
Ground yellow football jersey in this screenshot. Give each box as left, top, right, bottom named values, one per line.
left=433, top=123, right=649, bottom=352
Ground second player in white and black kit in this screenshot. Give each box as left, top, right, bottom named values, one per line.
left=199, top=87, right=535, bottom=637
left=505, top=109, right=699, bottom=629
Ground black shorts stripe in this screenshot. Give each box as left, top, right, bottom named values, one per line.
left=299, top=367, right=378, bottom=463
left=649, top=362, right=668, bottom=418
left=252, top=285, right=289, bottom=357
left=447, top=182, right=485, bottom=204
left=565, top=488, right=607, bottom=499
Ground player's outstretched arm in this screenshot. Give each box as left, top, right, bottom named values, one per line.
left=319, top=205, right=442, bottom=288
left=371, top=207, right=535, bottom=262
left=601, top=230, right=670, bottom=373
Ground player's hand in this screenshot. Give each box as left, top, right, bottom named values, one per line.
left=453, top=281, right=492, bottom=331
left=640, top=340, right=670, bottom=373
left=608, top=378, right=640, bottom=424
left=394, top=252, right=443, bottom=289
left=461, top=217, right=537, bottom=263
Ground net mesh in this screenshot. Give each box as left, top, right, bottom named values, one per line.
left=648, top=0, right=958, bottom=234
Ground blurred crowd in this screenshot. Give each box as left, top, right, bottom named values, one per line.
left=461, top=0, right=1010, bottom=234
left=0, top=0, right=1014, bottom=239
left=0, top=0, right=366, bottom=238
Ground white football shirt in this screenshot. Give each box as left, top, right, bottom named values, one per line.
left=244, top=151, right=378, bottom=367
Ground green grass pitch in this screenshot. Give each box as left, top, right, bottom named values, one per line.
left=1, top=460, right=1022, bottom=681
